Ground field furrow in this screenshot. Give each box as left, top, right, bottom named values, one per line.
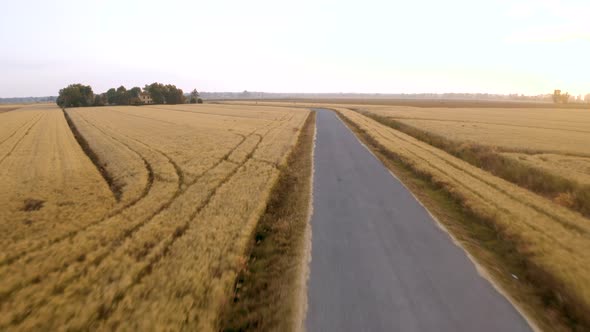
left=0, top=108, right=115, bottom=261
left=0, top=104, right=309, bottom=331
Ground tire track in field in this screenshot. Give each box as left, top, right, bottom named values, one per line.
left=0, top=112, right=155, bottom=267
left=104, top=108, right=185, bottom=126
left=0, top=109, right=185, bottom=326
left=2, top=114, right=285, bottom=328
left=148, top=105, right=277, bottom=121
left=0, top=114, right=45, bottom=166
left=0, top=114, right=159, bottom=303
left=0, top=113, right=42, bottom=146
left=92, top=118, right=281, bottom=325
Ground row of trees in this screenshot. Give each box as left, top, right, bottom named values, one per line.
left=552, top=90, right=590, bottom=104
left=56, top=84, right=95, bottom=107
left=57, top=83, right=201, bottom=108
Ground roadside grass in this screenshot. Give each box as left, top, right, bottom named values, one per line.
left=354, top=109, right=590, bottom=218
left=220, top=112, right=315, bottom=331
left=336, top=109, right=589, bottom=332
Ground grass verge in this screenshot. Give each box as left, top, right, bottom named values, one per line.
left=353, top=109, right=590, bottom=218
left=219, top=112, right=315, bottom=331
left=335, top=109, right=587, bottom=332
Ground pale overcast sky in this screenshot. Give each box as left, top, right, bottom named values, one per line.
left=1, top=0, right=589, bottom=97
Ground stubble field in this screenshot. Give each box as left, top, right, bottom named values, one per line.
left=0, top=103, right=309, bottom=330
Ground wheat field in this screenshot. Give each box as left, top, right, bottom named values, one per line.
left=0, top=103, right=309, bottom=330
left=234, top=100, right=590, bottom=194
left=354, top=106, right=590, bottom=184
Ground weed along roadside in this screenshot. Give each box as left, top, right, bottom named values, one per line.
left=220, top=111, right=315, bottom=331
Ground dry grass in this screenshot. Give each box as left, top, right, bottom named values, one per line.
left=0, top=104, right=309, bottom=331
left=502, top=153, right=590, bottom=186
left=220, top=112, right=314, bottom=331
left=334, top=108, right=590, bottom=330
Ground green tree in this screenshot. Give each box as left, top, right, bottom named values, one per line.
left=144, top=83, right=166, bottom=104
left=93, top=94, right=106, bottom=106
left=163, top=84, right=185, bottom=104
left=116, top=86, right=128, bottom=105
left=128, top=87, right=142, bottom=105
left=56, top=84, right=94, bottom=107
left=106, top=88, right=117, bottom=105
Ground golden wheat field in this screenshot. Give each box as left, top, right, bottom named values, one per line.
left=354, top=105, right=590, bottom=185
left=234, top=101, right=590, bottom=188
left=0, top=103, right=309, bottom=330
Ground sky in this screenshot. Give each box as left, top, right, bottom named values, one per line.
left=1, top=0, right=589, bottom=97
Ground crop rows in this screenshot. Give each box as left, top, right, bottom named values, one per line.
left=0, top=104, right=309, bottom=330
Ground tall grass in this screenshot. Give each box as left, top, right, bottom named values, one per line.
left=220, top=112, right=314, bottom=331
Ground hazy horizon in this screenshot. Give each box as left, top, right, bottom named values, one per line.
left=1, top=0, right=589, bottom=98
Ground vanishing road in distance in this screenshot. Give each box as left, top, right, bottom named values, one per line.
left=306, top=108, right=531, bottom=331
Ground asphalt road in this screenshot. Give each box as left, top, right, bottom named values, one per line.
left=305, top=109, right=531, bottom=332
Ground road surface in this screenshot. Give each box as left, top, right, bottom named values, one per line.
left=306, top=108, right=531, bottom=331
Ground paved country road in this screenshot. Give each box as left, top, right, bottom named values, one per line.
left=305, top=109, right=531, bottom=332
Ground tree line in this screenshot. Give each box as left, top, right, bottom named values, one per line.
left=56, top=83, right=201, bottom=108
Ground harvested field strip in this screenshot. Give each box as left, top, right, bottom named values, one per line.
left=356, top=111, right=590, bottom=218
left=336, top=108, right=590, bottom=327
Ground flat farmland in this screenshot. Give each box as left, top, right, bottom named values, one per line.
left=224, top=100, right=590, bottom=329
left=360, top=106, right=590, bottom=156
left=0, top=104, right=309, bottom=330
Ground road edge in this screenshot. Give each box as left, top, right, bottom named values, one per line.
left=219, top=111, right=316, bottom=331
left=326, top=108, right=541, bottom=332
